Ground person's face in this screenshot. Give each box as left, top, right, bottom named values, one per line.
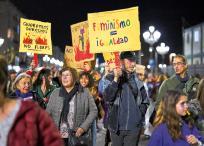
left=30, top=60, right=36, bottom=69
left=61, top=70, right=74, bottom=88
left=172, top=57, right=187, bottom=75
left=47, top=74, right=53, bottom=83
left=137, top=73, right=145, bottom=81
left=176, top=95, right=188, bottom=116
left=83, top=62, right=91, bottom=72
left=32, top=73, right=38, bottom=84
left=80, top=75, right=89, bottom=87
left=104, top=64, right=110, bottom=73
left=16, top=77, right=31, bottom=94
left=108, top=63, right=115, bottom=72
left=123, top=58, right=136, bottom=73
left=10, top=73, right=17, bottom=81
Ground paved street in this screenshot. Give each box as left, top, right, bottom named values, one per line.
left=96, top=128, right=149, bottom=146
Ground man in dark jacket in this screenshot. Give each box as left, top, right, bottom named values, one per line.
left=103, top=51, right=149, bottom=146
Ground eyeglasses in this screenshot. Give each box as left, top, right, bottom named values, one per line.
left=172, top=62, right=185, bottom=66
left=61, top=73, right=72, bottom=78
left=19, top=81, right=31, bottom=87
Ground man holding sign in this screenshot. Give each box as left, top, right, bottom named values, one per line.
left=103, top=51, right=149, bottom=146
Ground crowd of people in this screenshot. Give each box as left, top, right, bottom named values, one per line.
left=1, top=52, right=204, bottom=146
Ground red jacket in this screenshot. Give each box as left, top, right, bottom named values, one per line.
left=7, top=100, right=64, bottom=146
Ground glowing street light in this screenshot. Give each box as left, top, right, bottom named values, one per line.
left=143, top=26, right=161, bottom=73
left=50, top=58, right=56, bottom=64
left=42, top=55, right=50, bottom=67
left=156, top=42, right=170, bottom=65
left=43, top=55, right=50, bottom=62
left=26, top=52, right=34, bottom=57
left=143, top=26, right=161, bottom=46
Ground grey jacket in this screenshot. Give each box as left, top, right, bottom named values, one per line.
left=46, top=87, right=98, bottom=132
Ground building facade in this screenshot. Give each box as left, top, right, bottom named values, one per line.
left=0, top=0, right=64, bottom=68
left=0, top=0, right=25, bottom=64
left=183, top=23, right=204, bottom=65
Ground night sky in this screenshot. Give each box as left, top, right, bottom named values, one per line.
left=10, top=0, right=204, bottom=64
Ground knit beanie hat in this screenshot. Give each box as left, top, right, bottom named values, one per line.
left=13, top=72, right=31, bottom=90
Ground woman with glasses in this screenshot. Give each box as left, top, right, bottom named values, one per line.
left=10, top=73, right=32, bottom=99
left=46, top=67, right=98, bottom=146
left=148, top=90, right=204, bottom=146
left=9, top=72, right=45, bottom=108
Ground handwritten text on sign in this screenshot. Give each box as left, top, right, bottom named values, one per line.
left=88, top=7, right=141, bottom=53
left=20, top=18, right=52, bottom=55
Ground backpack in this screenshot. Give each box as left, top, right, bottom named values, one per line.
left=183, top=77, right=199, bottom=100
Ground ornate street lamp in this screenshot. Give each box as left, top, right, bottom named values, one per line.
left=143, top=26, right=161, bottom=73
left=156, top=42, right=170, bottom=73
left=156, top=42, right=170, bottom=65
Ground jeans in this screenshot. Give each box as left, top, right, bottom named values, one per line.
left=110, top=129, right=141, bottom=146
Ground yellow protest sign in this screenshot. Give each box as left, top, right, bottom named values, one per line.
left=64, top=46, right=84, bottom=70
left=88, top=7, right=140, bottom=53
left=71, top=21, right=94, bottom=62
left=20, top=18, right=52, bottom=55
left=103, top=52, right=121, bottom=68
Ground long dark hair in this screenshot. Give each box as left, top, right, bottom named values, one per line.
left=79, top=71, right=94, bottom=88
left=154, top=90, right=184, bottom=140
left=33, top=68, right=52, bottom=89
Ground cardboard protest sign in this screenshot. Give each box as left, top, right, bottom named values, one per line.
left=103, top=52, right=121, bottom=68
left=135, top=64, right=145, bottom=75
left=71, top=21, right=94, bottom=62
left=88, top=7, right=140, bottom=53
left=20, top=18, right=52, bottom=55
left=64, top=46, right=84, bottom=70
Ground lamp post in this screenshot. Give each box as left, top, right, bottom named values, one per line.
left=156, top=42, right=170, bottom=73
left=143, top=26, right=161, bottom=73
left=156, top=42, right=170, bottom=64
